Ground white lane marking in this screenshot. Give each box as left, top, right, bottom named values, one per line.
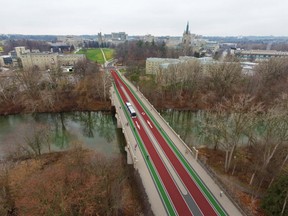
left=147, top=120, right=153, bottom=128
left=135, top=121, right=140, bottom=129
left=139, top=118, right=188, bottom=195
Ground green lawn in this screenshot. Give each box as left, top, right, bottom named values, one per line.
left=102, top=48, right=114, bottom=61
left=77, top=48, right=114, bottom=64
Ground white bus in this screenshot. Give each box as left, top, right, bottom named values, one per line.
left=125, top=102, right=137, bottom=118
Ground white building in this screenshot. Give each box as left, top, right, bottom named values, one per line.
left=146, top=58, right=182, bottom=75
left=235, top=50, right=288, bottom=61
left=144, top=34, right=155, bottom=43
left=19, top=51, right=85, bottom=71
left=146, top=56, right=214, bottom=75
left=57, top=35, right=83, bottom=48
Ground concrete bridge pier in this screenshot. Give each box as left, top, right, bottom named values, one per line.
left=125, top=145, right=133, bottom=164
left=115, top=113, right=122, bottom=128
left=110, top=86, right=136, bottom=165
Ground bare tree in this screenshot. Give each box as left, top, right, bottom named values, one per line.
left=0, top=76, right=18, bottom=104
left=0, top=162, right=17, bottom=215
left=206, top=62, right=243, bottom=99
left=15, top=66, right=42, bottom=99
left=94, top=71, right=112, bottom=101
left=199, top=95, right=263, bottom=172
left=254, top=58, right=288, bottom=105
left=25, top=125, right=52, bottom=156
left=248, top=96, right=288, bottom=187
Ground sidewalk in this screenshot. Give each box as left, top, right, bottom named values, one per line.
left=119, top=72, right=244, bottom=216
left=100, top=48, right=107, bottom=67
left=110, top=86, right=167, bottom=216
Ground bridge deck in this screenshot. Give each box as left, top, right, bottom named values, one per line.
left=111, top=69, right=243, bottom=216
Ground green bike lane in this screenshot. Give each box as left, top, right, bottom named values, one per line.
left=115, top=70, right=229, bottom=216
left=112, top=78, right=193, bottom=215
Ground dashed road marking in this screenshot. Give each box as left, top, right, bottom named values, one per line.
left=147, top=120, right=153, bottom=128
left=135, top=121, right=141, bottom=129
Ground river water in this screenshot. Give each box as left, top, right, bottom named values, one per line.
left=0, top=110, right=219, bottom=160
left=0, top=112, right=126, bottom=159
left=160, top=110, right=202, bottom=148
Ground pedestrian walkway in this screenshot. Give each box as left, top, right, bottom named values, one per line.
left=118, top=71, right=244, bottom=216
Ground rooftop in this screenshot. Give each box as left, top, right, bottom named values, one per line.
left=237, top=49, right=288, bottom=55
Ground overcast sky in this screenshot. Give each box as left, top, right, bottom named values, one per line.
left=1, top=0, right=287, bottom=36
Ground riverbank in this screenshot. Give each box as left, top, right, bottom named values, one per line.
left=0, top=149, right=151, bottom=215
left=0, top=99, right=111, bottom=116
left=198, top=147, right=266, bottom=216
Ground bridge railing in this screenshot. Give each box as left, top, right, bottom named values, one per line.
left=197, top=156, right=253, bottom=216
left=119, top=73, right=252, bottom=216
left=135, top=88, right=195, bottom=157
left=110, top=86, right=137, bottom=162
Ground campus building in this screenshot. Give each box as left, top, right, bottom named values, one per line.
left=0, top=55, right=13, bottom=66
left=17, top=46, right=85, bottom=71
left=57, top=35, right=83, bottom=48
left=146, top=56, right=214, bottom=75
left=235, top=49, right=288, bottom=61
left=146, top=58, right=182, bottom=75
left=181, top=22, right=219, bottom=56
left=102, top=32, right=128, bottom=45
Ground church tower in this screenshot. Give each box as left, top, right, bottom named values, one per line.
left=182, top=22, right=191, bottom=47
left=182, top=22, right=192, bottom=55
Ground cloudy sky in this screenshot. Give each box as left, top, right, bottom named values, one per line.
left=1, top=0, right=287, bottom=36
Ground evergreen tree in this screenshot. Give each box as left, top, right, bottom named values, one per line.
left=261, top=174, right=288, bottom=216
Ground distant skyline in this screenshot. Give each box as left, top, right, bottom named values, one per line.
left=1, top=0, right=288, bottom=37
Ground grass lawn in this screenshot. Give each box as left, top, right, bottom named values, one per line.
left=102, top=48, right=114, bottom=61
left=77, top=48, right=104, bottom=64
left=77, top=48, right=114, bottom=64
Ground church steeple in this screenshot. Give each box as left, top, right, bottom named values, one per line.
left=182, top=21, right=192, bottom=55
left=185, top=21, right=189, bottom=34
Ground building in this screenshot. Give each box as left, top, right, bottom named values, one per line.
left=182, top=22, right=192, bottom=48
left=240, top=62, right=258, bottom=75
left=235, top=49, right=288, bottom=61
left=19, top=51, right=85, bottom=71
left=20, top=52, right=58, bottom=70
left=111, top=32, right=127, bottom=41
left=181, top=22, right=219, bottom=56
left=146, top=58, right=182, bottom=75
left=166, top=37, right=182, bottom=48
left=144, top=34, right=155, bottom=43
left=15, top=46, right=29, bottom=57
left=146, top=56, right=214, bottom=75
left=57, top=35, right=83, bottom=48
left=98, top=32, right=103, bottom=44
left=49, top=42, right=71, bottom=53
left=102, top=32, right=128, bottom=45
left=0, top=55, right=13, bottom=66
left=58, top=54, right=85, bottom=66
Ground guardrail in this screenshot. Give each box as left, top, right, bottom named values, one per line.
left=112, top=82, right=176, bottom=215
left=120, top=73, right=196, bottom=158
left=197, top=156, right=253, bottom=216
left=118, top=71, right=251, bottom=216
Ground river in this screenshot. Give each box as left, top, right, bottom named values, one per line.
left=160, top=110, right=202, bottom=148
left=0, top=112, right=126, bottom=159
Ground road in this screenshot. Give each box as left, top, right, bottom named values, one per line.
left=111, top=69, right=228, bottom=216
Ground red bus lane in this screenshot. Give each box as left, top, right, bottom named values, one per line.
left=112, top=72, right=193, bottom=216
left=112, top=70, right=218, bottom=216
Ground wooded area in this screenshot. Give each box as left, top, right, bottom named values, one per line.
left=0, top=40, right=287, bottom=215
left=115, top=41, right=288, bottom=215
left=0, top=60, right=111, bottom=115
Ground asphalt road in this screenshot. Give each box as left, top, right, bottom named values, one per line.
left=111, top=69, right=227, bottom=216
left=112, top=70, right=193, bottom=215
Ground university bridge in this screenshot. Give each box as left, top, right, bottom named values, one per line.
left=110, top=69, right=244, bottom=216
